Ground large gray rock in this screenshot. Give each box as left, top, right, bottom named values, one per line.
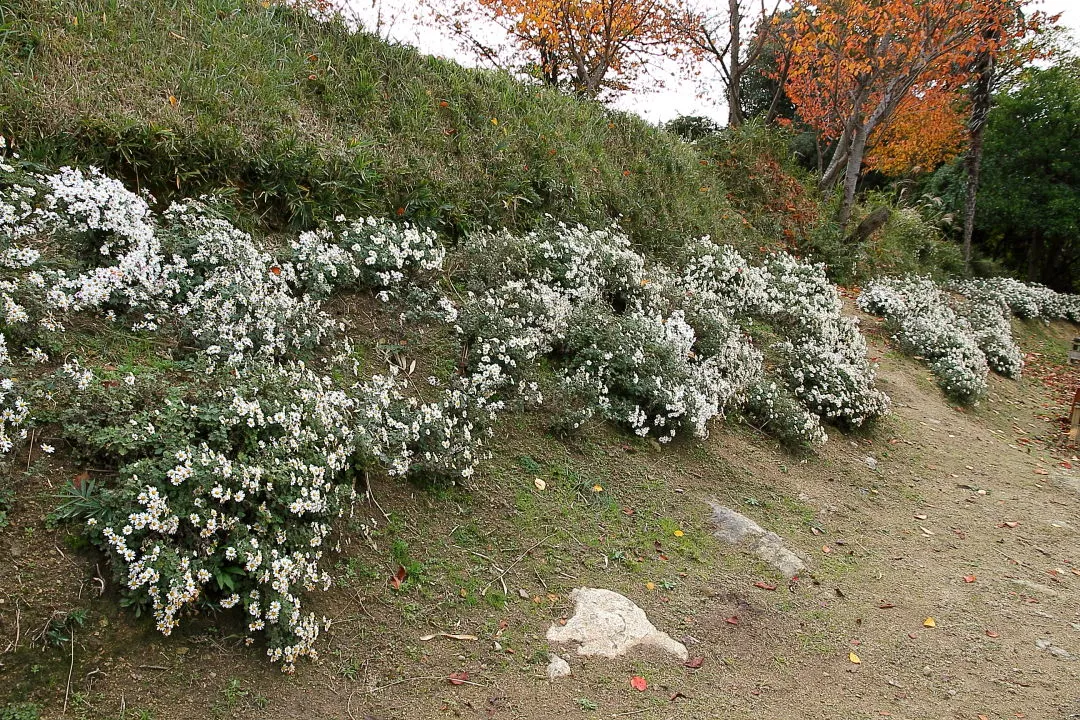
left=707, top=500, right=807, bottom=578
left=547, top=588, right=688, bottom=661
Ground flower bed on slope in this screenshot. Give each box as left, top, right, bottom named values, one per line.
left=858, top=276, right=989, bottom=403
left=858, top=274, right=1080, bottom=403
left=1, top=159, right=889, bottom=668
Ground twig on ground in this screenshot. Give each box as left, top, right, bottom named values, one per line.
left=482, top=533, right=555, bottom=596
left=371, top=674, right=487, bottom=691
left=63, top=631, right=75, bottom=715
left=355, top=591, right=377, bottom=622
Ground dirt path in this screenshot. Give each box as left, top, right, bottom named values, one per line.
left=2, top=321, right=1079, bottom=720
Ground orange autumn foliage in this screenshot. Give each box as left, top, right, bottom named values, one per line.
left=865, top=86, right=969, bottom=175
left=783, top=0, right=1050, bottom=183
left=429, top=0, right=684, bottom=97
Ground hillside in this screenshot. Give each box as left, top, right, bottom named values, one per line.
left=2, top=2, right=1080, bottom=719
left=0, top=0, right=791, bottom=256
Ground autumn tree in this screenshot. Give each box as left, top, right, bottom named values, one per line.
left=677, top=1, right=792, bottom=127
left=782, top=0, right=1046, bottom=229
left=424, top=0, right=684, bottom=97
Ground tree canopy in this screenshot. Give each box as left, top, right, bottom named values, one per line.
left=974, top=60, right=1080, bottom=289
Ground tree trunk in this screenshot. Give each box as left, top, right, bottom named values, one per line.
left=1026, top=231, right=1043, bottom=283
left=727, top=0, right=743, bottom=127
left=819, top=128, right=852, bottom=193
left=963, top=49, right=994, bottom=270
left=837, top=124, right=869, bottom=229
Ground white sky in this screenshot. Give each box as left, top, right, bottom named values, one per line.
left=341, top=0, right=1080, bottom=126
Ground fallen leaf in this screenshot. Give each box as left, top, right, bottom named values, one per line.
left=913, top=514, right=927, bottom=520
left=533, top=477, right=546, bottom=491
left=1034, top=468, right=1049, bottom=475
left=923, top=617, right=936, bottom=628
left=985, top=630, right=1000, bottom=638
left=630, top=676, right=647, bottom=691
left=448, top=671, right=469, bottom=685
left=673, top=530, right=685, bottom=537
left=878, top=602, right=895, bottom=609
left=849, top=652, right=861, bottom=664
left=822, top=545, right=832, bottom=554
left=753, top=581, right=777, bottom=591
left=963, top=575, right=977, bottom=583
left=645, top=581, right=656, bottom=591
left=591, top=484, right=603, bottom=493
left=389, top=565, right=407, bottom=590
left=811, top=526, right=824, bottom=536
left=724, top=616, right=739, bottom=625
left=669, top=691, right=688, bottom=701
left=684, top=656, right=704, bottom=669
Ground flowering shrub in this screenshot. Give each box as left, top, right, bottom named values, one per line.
left=560, top=307, right=760, bottom=442
left=64, top=364, right=357, bottom=669
left=457, top=227, right=884, bottom=441
left=0, top=333, right=28, bottom=454
left=858, top=276, right=988, bottom=403
left=954, top=291, right=1024, bottom=379
left=681, top=240, right=888, bottom=428
left=757, top=253, right=889, bottom=426
left=743, top=380, right=827, bottom=447
left=952, top=277, right=1080, bottom=322
left=0, top=162, right=472, bottom=670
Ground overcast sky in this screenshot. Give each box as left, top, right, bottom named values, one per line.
left=342, top=0, right=1080, bottom=125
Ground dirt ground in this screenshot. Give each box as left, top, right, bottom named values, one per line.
left=2, top=314, right=1079, bottom=720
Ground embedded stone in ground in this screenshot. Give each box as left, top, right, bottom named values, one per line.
left=546, top=653, right=571, bottom=680
left=706, top=500, right=807, bottom=578
left=546, top=588, right=688, bottom=661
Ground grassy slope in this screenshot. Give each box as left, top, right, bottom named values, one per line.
left=0, top=0, right=803, bottom=255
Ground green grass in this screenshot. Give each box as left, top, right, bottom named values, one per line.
left=0, top=0, right=801, bottom=257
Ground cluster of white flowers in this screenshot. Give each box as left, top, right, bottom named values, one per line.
left=0, top=165, right=470, bottom=668
left=291, top=216, right=445, bottom=300
left=157, top=201, right=336, bottom=366
left=952, top=277, right=1080, bottom=322
left=456, top=226, right=886, bottom=444
left=676, top=239, right=888, bottom=433
left=0, top=332, right=29, bottom=453
left=88, top=363, right=360, bottom=671
left=858, top=276, right=989, bottom=403
left=952, top=288, right=1024, bottom=379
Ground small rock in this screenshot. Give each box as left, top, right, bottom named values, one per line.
left=518, top=588, right=529, bottom=599
left=1010, top=579, right=1059, bottom=597
left=864, top=456, right=878, bottom=470
left=1036, top=638, right=1074, bottom=660
left=922, top=666, right=932, bottom=677
left=546, top=653, right=571, bottom=681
